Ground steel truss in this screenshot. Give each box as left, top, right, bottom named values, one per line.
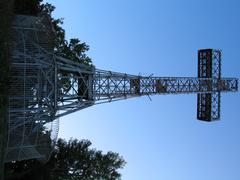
left=6, top=15, right=239, bottom=164
left=55, top=64, right=238, bottom=120
left=197, top=49, right=222, bottom=121
left=6, top=15, right=58, bottom=162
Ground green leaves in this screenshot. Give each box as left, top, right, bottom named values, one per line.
left=50, top=138, right=126, bottom=180
left=57, top=38, right=92, bottom=66
left=13, top=0, right=92, bottom=66
left=5, top=139, right=126, bottom=180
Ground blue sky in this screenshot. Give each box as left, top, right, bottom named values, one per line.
left=44, top=1, right=240, bottom=179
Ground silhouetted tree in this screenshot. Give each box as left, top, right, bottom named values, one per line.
left=14, top=0, right=42, bottom=16
left=5, top=139, right=126, bottom=180
left=14, top=0, right=92, bottom=65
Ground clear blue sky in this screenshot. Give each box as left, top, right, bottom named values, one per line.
left=44, top=1, right=240, bottom=179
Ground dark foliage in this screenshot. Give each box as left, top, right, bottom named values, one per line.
left=0, top=1, right=14, bottom=179
left=5, top=139, right=126, bottom=180
left=14, top=0, right=43, bottom=16
left=13, top=0, right=92, bottom=65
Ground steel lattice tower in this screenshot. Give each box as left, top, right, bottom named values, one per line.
left=56, top=49, right=238, bottom=121
left=5, top=15, right=238, bottom=162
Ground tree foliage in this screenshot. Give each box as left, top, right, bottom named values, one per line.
left=14, top=0, right=42, bottom=16
left=14, top=0, right=92, bottom=66
left=5, top=139, right=126, bottom=180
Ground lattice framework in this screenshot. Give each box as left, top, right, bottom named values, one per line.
left=5, top=15, right=239, bottom=163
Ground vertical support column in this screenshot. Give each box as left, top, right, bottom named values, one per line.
left=211, top=50, right=221, bottom=119
left=197, top=49, right=221, bottom=121
left=197, top=49, right=212, bottom=121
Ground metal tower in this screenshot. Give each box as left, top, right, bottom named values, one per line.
left=56, top=50, right=238, bottom=121
left=5, top=15, right=238, bottom=162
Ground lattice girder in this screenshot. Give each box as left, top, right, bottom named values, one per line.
left=7, top=15, right=239, bottom=164
left=197, top=49, right=222, bottom=121
left=54, top=64, right=238, bottom=119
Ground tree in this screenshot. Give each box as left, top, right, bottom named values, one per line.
left=14, top=0, right=92, bottom=66
left=41, top=2, right=92, bottom=66
left=14, top=0, right=42, bottom=16
left=5, top=138, right=126, bottom=180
